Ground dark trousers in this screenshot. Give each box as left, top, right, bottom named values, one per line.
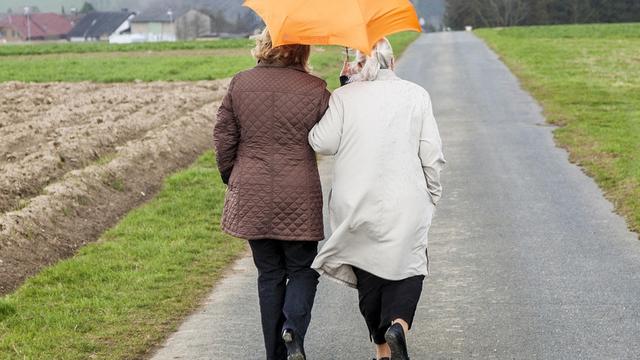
left=353, top=267, right=425, bottom=345
left=249, top=240, right=320, bottom=360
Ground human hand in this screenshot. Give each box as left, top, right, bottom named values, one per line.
left=340, top=61, right=352, bottom=77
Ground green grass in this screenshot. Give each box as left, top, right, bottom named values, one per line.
left=476, top=23, right=640, bottom=234
left=0, top=31, right=420, bottom=84
left=0, top=152, right=245, bottom=359
left=0, top=38, right=254, bottom=56
left=0, top=55, right=256, bottom=82
left=482, top=22, right=640, bottom=39
left=387, top=31, right=422, bottom=55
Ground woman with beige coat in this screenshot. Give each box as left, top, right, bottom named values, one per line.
left=309, top=38, right=445, bottom=360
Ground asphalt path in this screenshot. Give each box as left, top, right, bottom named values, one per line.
left=152, top=32, right=640, bottom=360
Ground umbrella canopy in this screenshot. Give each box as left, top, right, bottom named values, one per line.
left=243, top=0, right=422, bottom=55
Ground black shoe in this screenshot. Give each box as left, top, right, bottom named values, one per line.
left=385, top=323, right=410, bottom=360
left=282, top=329, right=305, bottom=360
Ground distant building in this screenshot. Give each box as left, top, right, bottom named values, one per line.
left=127, top=8, right=245, bottom=43
left=0, top=13, right=73, bottom=42
left=176, top=9, right=215, bottom=40
left=115, top=8, right=211, bottom=43
left=129, top=9, right=177, bottom=42
left=67, top=11, right=134, bottom=42
left=174, top=8, right=256, bottom=40
left=106, top=7, right=255, bottom=44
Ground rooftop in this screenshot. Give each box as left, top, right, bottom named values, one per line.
left=0, top=13, right=73, bottom=38
left=67, top=11, right=133, bottom=39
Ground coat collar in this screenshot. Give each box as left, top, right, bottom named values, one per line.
left=376, top=69, right=400, bottom=81
left=256, top=61, right=308, bottom=73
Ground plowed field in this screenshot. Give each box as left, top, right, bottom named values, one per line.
left=0, top=80, right=229, bottom=294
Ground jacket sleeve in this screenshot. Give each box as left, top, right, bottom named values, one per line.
left=309, top=92, right=344, bottom=156
left=214, top=78, right=239, bottom=185
left=419, top=92, right=446, bottom=205
left=317, top=88, right=331, bottom=121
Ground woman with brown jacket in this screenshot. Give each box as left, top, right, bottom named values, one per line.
left=214, top=29, right=330, bottom=360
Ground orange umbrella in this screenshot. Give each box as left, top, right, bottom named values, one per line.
left=243, top=0, right=422, bottom=55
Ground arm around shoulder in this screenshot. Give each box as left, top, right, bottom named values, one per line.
left=308, top=92, right=344, bottom=156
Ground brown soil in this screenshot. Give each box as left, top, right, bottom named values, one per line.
left=0, top=80, right=230, bottom=295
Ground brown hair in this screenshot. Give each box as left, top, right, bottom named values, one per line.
left=252, top=29, right=311, bottom=72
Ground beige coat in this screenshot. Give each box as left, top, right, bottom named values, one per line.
left=309, top=69, right=445, bottom=287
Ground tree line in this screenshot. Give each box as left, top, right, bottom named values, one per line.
left=445, top=0, right=640, bottom=29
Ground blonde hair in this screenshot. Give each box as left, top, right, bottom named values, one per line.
left=252, top=29, right=311, bottom=72
left=350, top=38, right=395, bottom=82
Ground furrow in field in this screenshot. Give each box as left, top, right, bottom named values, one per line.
left=0, top=80, right=230, bottom=295
left=0, top=81, right=226, bottom=213
left=0, top=81, right=218, bottom=157
left=0, top=82, right=103, bottom=134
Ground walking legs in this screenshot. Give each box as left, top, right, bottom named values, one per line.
left=353, top=267, right=424, bottom=360
left=249, top=240, right=319, bottom=360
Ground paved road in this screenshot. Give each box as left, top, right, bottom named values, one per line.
left=152, top=32, right=640, bottom=359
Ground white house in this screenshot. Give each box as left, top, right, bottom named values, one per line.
left=129, top=9, right=177, bottom=42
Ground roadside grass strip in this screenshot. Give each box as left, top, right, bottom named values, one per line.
left=476, top=23, right=640, bottom=234
left=0, top=152, right=245, bottom=359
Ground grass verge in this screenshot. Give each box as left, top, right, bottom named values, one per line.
left=0, top=152, right=245, bottom=359
left=475, top=23, right=640, bottom=234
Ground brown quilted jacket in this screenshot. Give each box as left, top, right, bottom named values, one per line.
left=214, top=62, right=331, bottom=241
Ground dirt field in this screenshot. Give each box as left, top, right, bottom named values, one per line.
left=0, top=80, right=229, bottom=295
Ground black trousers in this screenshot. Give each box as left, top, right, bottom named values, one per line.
left=353, top=267, right=425, bottom=345
left=249, top=240, right=320, bottom=360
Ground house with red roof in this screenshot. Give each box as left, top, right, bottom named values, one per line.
left=0, top=13, right=73, bottom=42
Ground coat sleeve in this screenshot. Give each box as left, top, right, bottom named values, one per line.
left=214, top=78, right=239, bottom=185
left=317, top=88, right=331, bottom=122
left=309, top=92, right=344, bottom=156
left=419, top=92, right=446, bottom=205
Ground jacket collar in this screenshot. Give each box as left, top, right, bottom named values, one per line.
left=376, top=69, right=400, bottom=81
left=256, top=61, right=308, bottom=73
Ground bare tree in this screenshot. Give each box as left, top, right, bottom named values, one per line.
left=567, top=0, right=597, bottom=23
left=483, top=0, right=529, bottom=26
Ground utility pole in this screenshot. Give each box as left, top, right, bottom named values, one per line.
left=24, top=6, right=31, bottom=42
